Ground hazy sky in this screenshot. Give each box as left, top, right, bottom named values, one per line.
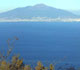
left=0, top=0, right=80, bottom=12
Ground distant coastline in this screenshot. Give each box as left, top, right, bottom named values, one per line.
left=0, top=4, right=80, bottom=23
left=0, top=18, right=80, bottom=22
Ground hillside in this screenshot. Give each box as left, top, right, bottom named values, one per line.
left=0, top=4, right=79, bottom=19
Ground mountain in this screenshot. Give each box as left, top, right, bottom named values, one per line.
left=0, top=4, right=79, bottom=19
left=70, top=10, right=80, bottom=16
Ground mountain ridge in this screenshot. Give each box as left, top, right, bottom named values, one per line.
left=0, top=4, right=79, bottom=19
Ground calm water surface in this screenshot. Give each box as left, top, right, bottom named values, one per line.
left=0, top=22, right=80, bottom=67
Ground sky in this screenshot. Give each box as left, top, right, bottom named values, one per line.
left=0, top=0, right=80, bottom=13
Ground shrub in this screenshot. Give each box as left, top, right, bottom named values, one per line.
left=0, top=37, right=55, bottom=70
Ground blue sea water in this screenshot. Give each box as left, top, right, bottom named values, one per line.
left=0, top=22, right=80, bottom=67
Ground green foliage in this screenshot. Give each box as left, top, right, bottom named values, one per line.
left=50, top=64, right=54, bottom=70
left=0, top=57, right=55, bottom=70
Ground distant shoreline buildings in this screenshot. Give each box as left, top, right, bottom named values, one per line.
left=0, top=18, right=80, bottom=22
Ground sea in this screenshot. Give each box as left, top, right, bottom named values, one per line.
left=0, top=22, right=80, bottom=68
